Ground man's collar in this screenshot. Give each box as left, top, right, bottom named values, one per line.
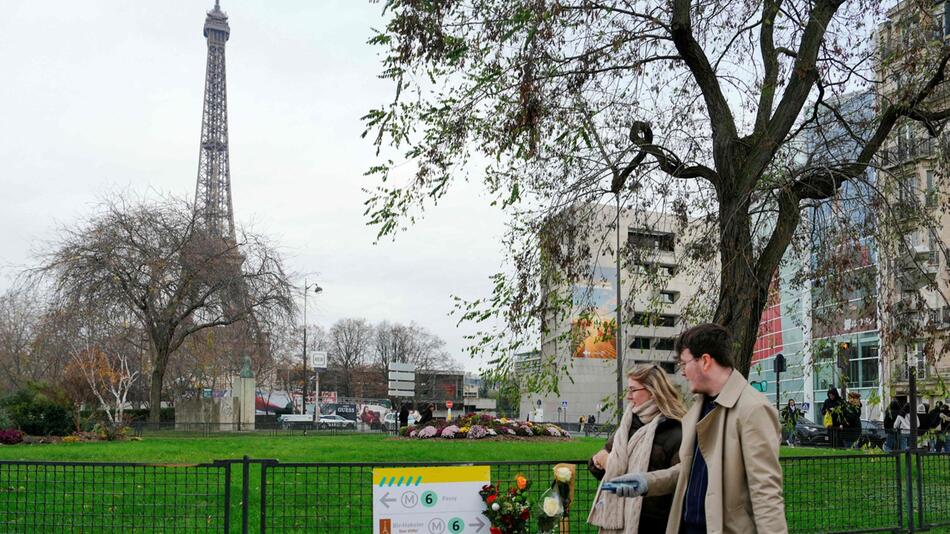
left=713, top=370, right=746, bottom=409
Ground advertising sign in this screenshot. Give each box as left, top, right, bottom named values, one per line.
left=373, top=466, right=490, bottom=534
left=321, top=402, right=358, bottom=421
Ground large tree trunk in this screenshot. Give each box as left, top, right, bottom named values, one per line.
left=148, top=350, right=169, bottom=423
left=713, top=189, right=802, bottom=376
left=712, top=199, right=767, bottom=377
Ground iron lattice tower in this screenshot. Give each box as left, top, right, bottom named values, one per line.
left=195, top=0, right=235, bottom=241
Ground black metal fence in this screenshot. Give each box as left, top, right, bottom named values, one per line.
left=0, top=460, right=230, bottom=532
left=0, top=452, right=947, bottom=533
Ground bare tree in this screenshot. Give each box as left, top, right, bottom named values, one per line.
left=364, top=0, right=950, bottom=380
left=0, top=283, right=59, bottom=391
left=325, top=318, right=374, bottom=397
left=373, top=321, right=456, bottom=372
left=36, top=194, right=295, bottom=422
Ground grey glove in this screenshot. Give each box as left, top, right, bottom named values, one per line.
left=607, top=472, right=648, bottom=497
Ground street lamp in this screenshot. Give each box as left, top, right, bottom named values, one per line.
left=301, top=280, right=323, bottom=419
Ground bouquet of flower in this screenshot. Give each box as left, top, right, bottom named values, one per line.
left=479, top=475, right=532, bottom=534
left=537, top=465, right=574, bottom=533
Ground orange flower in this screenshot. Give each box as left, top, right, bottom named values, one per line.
left=515, top=475, right=527, bottom=490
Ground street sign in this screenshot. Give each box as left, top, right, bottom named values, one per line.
left=561, top=400, right=568, bottom=409
left=389, top=390, right=415, bottom=398
left=373, top=466, right=490, bottom=534
left=446, top=401, right=453, bottom=409
left=311, top=350, right=328, bottom=370
left=389, top=362, right=417, bottom=373
left=389, top=371, right=415, bottom=381
left=388, top=381, right=415, bottom=391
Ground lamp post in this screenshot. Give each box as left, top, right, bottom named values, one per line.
left=615, top=193, right=624, bottom=426
left=301, top=280, right=323, bottom=419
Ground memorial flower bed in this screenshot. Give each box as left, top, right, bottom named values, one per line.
left=400, top=414, right=569, bottom=440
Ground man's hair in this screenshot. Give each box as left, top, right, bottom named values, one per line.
left=674, top=323, right=734, bottom=368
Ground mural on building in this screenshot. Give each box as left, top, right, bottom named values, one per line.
left=571, top=266, right=617, bottom=359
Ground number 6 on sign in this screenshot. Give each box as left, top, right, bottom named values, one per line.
left=372, top=466, right=491, bottom=534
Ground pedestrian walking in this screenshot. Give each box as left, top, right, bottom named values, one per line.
left=398, top=403, right=410, bottom=429
left=781, top=399, right=801, bottom=446
left=821, top=388, right=845, bottom=446
left=894, top=405, right=917, bottom=450
left=883, top=399, right=901, bottom=452
left=587, top=365, right=686, bottom=533
left=843, top=392, right=862, bottom=448
left=607, top=323, right=787, bottom=534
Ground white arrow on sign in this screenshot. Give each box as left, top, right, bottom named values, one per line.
left=379, top=492, right=396, bottom=509
left=388, top=371, right=415, bottom=381
left=389, top=362, right=417, bottom=372
left=469, top=516, right=486, bottom=532
left=388, top=380, right=415, bottom=390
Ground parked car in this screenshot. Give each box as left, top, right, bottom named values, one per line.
left=383, top=412, right=417, bottom=431
left=792, top=416, right=831, bottom=447
left=856, top=419, right=887, bottom=448
left=277, top=413, right=318, bottom=429
left=318, top=414, right=356, bottom=430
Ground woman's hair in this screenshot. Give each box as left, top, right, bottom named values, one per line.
left=628, top=365, right=687, bottom=421
left=787, top=399, right=796, bottom=407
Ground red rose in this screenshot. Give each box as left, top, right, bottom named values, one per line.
left=520, top=508, right=530, bottom=520
left=486, top=494, right=497, bottom=504
left=490, top=528, right=502, bottom=534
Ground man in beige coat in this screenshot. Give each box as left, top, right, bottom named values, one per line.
left=609, top=323, right=787, bottom=534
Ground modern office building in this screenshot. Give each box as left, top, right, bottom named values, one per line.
left=518, top=206, right=706, bottom=422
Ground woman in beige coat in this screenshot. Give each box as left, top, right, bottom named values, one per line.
left=587, top=365, right=687, bottom=533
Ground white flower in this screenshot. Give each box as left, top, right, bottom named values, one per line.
left=491, top=502, right=500, bottom=511
left=554, top=466, right=572, bottom=483
left=542, top=495, right=563, bottom=517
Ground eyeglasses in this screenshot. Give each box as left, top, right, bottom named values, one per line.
left=675, top=357, right=701, bottom=373
left=626, top=387, right=647, bottom=394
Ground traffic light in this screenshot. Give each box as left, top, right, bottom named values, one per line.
left=774, top=353, right=786, bottom=373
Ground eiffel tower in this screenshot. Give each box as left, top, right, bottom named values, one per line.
left=196, top=0, right=234, bottom=242
left=190, top=1, right=259, bottom=381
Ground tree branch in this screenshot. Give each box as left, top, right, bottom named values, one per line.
left=627, top=121, right=720, bottom=185
left=670, top=0, right=738, bottom=145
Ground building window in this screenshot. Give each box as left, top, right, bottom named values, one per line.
left=633, top=313, right=678, bottom=328
left=926, top=170, right=937, bottom=207
left=658, top=291, right=679, bottom=304
left=653, top=338, right=675, bottom=351
left=628, top=230, right=675, bottom=252
left=631, top=337, right=651, bottom=350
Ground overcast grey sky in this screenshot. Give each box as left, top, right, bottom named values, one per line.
left=0, top=1, right=507, bottom=372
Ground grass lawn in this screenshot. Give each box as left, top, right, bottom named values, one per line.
left=0, top=433, right=606, bottom=463
left=0, top=432, right=851, bottom=464
left=0, top=434, right=933, bottom=533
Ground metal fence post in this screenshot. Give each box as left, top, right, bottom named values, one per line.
left=222, top=460, right=232, bottom=533
left=260, top=461, right=268, bottom=534
left=242, top=456, right=250, bottom=534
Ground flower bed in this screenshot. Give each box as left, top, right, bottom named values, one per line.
left=399, top=414, right=570, bottom=440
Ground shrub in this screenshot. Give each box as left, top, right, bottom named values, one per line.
left=62, top=435, right=81, bottom=444
left=93, top=423, right=132, bottom=441
left=468, top=425, right=488, bottom=439
left=441, top=425, right=460, bottom=439
left=0, top=429, right=23, bottom=445
left=0, top=385, right=73, bottom=436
